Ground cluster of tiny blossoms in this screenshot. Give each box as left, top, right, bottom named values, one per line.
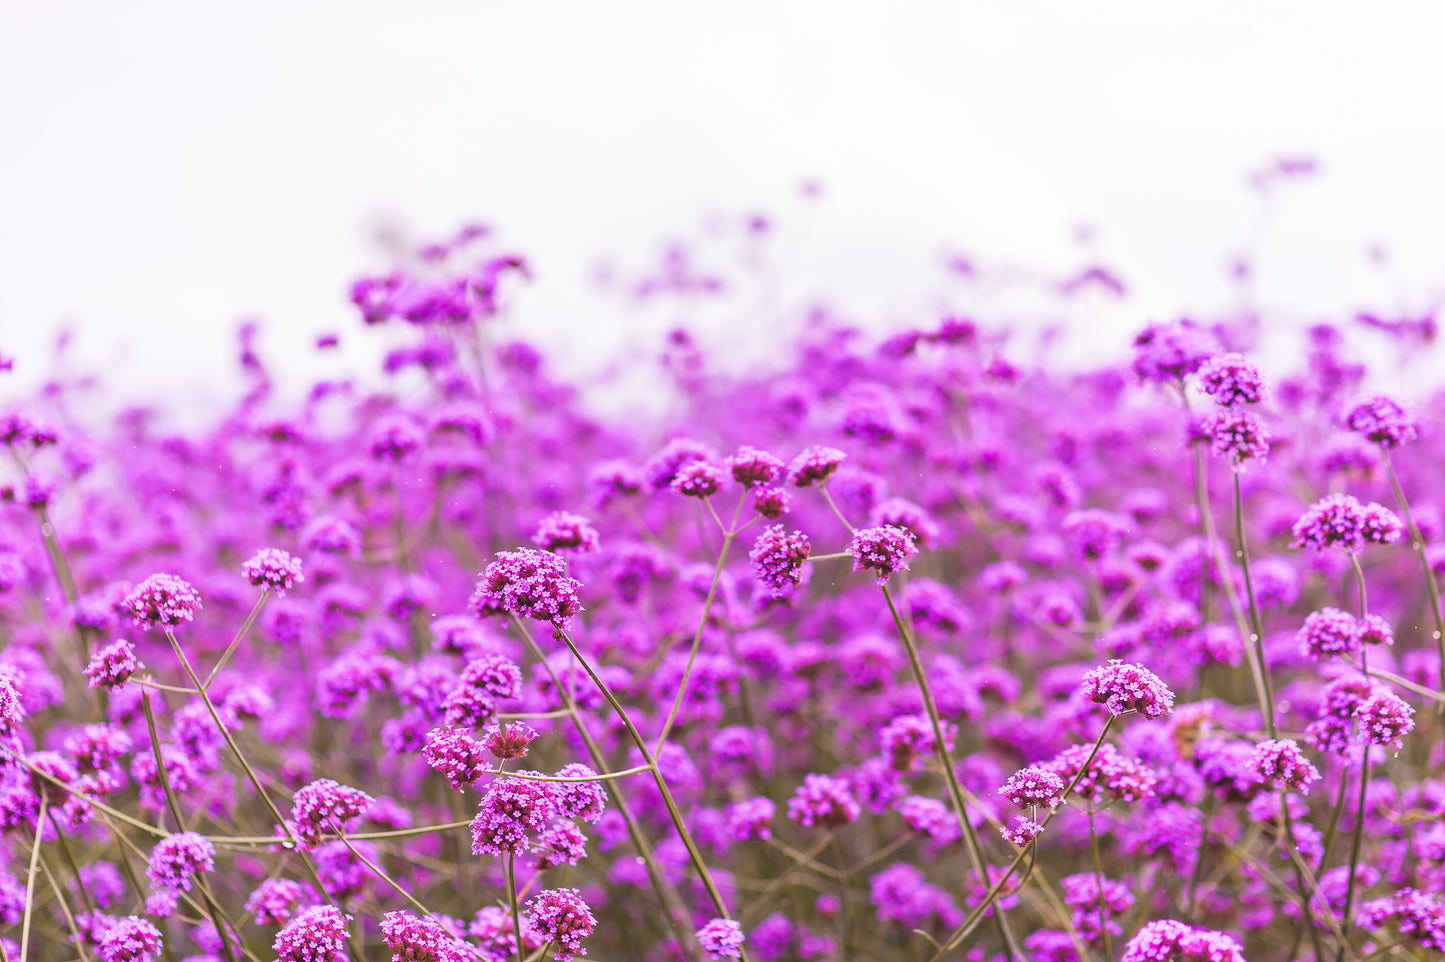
left=0, top=226, right=1441, bottom=962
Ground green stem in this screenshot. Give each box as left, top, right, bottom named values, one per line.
left=203, top=589, right=270, bottom=690
left=507, top=852, right=525, bottom=962
left=20, top=797, right=48, bottom=962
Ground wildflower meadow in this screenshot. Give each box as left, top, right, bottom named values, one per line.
left=0, top=225, right=1442, bottom=962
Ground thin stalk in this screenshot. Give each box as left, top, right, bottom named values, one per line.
left=203, top=590, right=270, bottom=689
left=1338, top=747, right=1373, bottom=950
left=1088, top=811, right=1113, bottom=962
left=654, top=494, right=744, bottom=754
left=141, top=688, right=187, bottom=832
left=881, top=583, right=1025, bottom=959
left=19, top=797, right=48, bottom=962
left=1383, top=451, right=1445, bottom=694
left=37, top=854, right=89, bottom=962
left=931, top=716, right=1116, bottom=961
left=514, top=623, right=695, bottom=954
left=555, top=629, right=743, bottom=946
left=1232, top=469, right=1278, bottom=735
left=506, top=853, right=525, bottom=962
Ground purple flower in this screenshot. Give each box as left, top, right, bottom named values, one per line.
left=244, top=878, right=314, bottom=927
left=424, top=727, right=488, bottom=791
left=696, top=918, right=746, bottom=960
left=1359, top=889, right=1445, bottom=951
left=1131, top=321, right=1217, bottom=383
left=726, top=797, right=776, bottom=840
left=471, top=774, right=558, bottom=856
left=145, top=831, right=215, bottom=894
left=1080, top=660, right=1175, bottom=718
left=530, top=820, right=589, bottom=870
left=380, top=911, right=475, bottom=962
left=368, top=415, right=424, bottom=462
left=83, top=640, right=142, bottom=691
left=241, top=548, right=305, bottom=594
left=1343, top=392, right=1419, bottom=448
left=749, top=525, right=811, bottom=598
left=751, top=486, right=789, bottom=519
left=288, top=779, right=374, bottom=849
left=643, top=438, right=716, bottom=490
left=671, top=461, right=728, bottom=498
left=0, top=675, right=24, bottom=737
left=786, top=445, right=847, bottom=487
left=727, top=445, right=784, bottom=486
left=273, top=906, right=351, bottom=962
left=484, top=721, right=540, bottom=760
left=787, top=773, right=861, bottom=829
left=1356, top=690, right=1415, bottom=752
left=1001, top=816, right=1043, bottom=846
left=553, top=764, right=607, bottom=823
left=1198, top=352, right=1266, bottom=407
left=123, top=574, right=203, bottom=629
left=1119, top=919, right=1246, bottom=962
left=1043, top=743, right=1158, bottom=806
left=1206, top=409, right=1270, bottom=464
left=531, top=511, right=601, bottom=553
left=1000, top=767, right=1067, bottom=809
left=1291, top=493, right=1403, bottom=553
left=96, top=916, right=164, bottom=962
left=525, top=888, right=597, bottom=962
left=473, top=549, right=584, bottom=632
left=1296, top=608, right=1363, bottom=659
left=1062, top=509, right=1129, bottom=560
left=848, top=525, right=918, bottom=586
left=1249, top=739, right=1320, bottom=793
left=879, top=714, right=957, bottom=771
left=1360, top=614, right=1394, bottom=647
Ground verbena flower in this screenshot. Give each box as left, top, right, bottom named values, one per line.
left=525, top=889, right=597, bottom=962
left=1296, top=608, right=1362, bottom=659
left=848, top=525, right=918, bottom=586
left=288, top=779, right=374, bottom=849
left=423, top=727, right=488, bottom=791
left=1000, top=768, right=1067, bottom=809
left=531, top=511, right=601, bottom=553
left=749, top=525, right=811, bottom=598
left=787, top=773, right=860, bottom=829
left=96, top=916, right=164, bottom=962
left=1249, top=738, right=1321, bottom=793
left=241, top=548, right=305, bottom=594
left=380, top=911, right=475, bottom=962
left=1198, top=352, right=1265, bottom=407
left=145, top=831, right=215, bottom=895
left=727, top=446, right=784, bottom=486
left=1206, top=409, right=1270, bottom=464
left=83, top=640, right=142, bottom=691
left=473, top=549, right=584, bottom=632
left=1342, top=392, right=1419, bottom=448
left=670, top=461, right=728, bottom=499
left=273, top=906, right=351, bottom=962
left=1291, top=493, right=1403, bottom=553
left=1119, top=919, right=1246, bottom=962
left=786, top=446, right=846, bottom=487
left=123, top=574, right=203, bottom=629
left=471, top=774, right=558, bottom=856
left=1356, top=690, right=1415, bottom=752
left=1080, top=660, right=1175, bottom=718
left=552, top=764, right=607, bottom=823
left=696, top=918, right=746, bottom=960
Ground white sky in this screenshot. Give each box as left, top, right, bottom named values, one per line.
left=3, top=2, right=1445, bottom=421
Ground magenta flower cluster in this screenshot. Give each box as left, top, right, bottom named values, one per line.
left=0, top=225, right=1440, bottom=962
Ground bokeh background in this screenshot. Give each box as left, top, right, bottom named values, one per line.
left=4, top=1, right=1445, bottom=419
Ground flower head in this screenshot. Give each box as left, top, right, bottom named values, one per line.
left=380, top=911, right=475, bottom=962
left=749, top=525, right=811, bottom=598
left=289, top=779, right=374, bottom=849
left=1249, top=739, right=1321, bottom=793
left=1119, top=919, right=1245, bottom=962
left=848, top=525, right=918, bottom=586
left=727, top=446, right=784, bottom=486
left=474, top=549, right=584, bottom=632
left=97, top=916, right=164, bottom=962
left=531, top=512, right=600, bottom=554
left=1198, top=353, right=1265, bottom=407
left=1356, top=690, right=1415, bottom=752
left=1000, top=768, right=1067, bottom=809
left=84, top=640, right=142, bottom=691
left=1343, top=392, right=1419, bottom=448
left=242, top=548, right=305, bottom=594
left=470, top=775, right=558, bottom=856
left=552, top=764, right=607, bottom=823
left=1296, top=608, right=1362, bottom=659
left=1291, top=494, right=1403, bottom=553
left=1080, top=660, right=1175, bottom=718
left=1206, top=410, right=1270, bottom=464
left=274, top=906, right=351, bottom=962
left=525, top=889, right=597, bottom=962
left=696, top=919, right=746, bottom=960
left=1131, top=321, right=1217, bottom=383
left=787, top=773, right=860, bottom=829
left=146, top=832, right=215, bottom=895
left=787, top=446, right=847, bottom=487
left=671, top=461, right=728, bottom=499
left=123, top=574, right=203, bottom=629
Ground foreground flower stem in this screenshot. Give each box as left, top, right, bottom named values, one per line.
left=930, top=716, right=1115, bottom=962
left=515, top=622, right=696, bottom=955
left=1338, top=746, right=1373, bottom=955
left=163, top=628, right=356, bottom=955
left=19, top=797, right=47, bottom=962
left=654, top=493, right=746, bottom=755
left=1088, top=811, right=1113, bottom=962
left=1231, top=471, right=1325, bottom=962
left=556, top=628, right=749, bottom=958
left=1383, top=451, right=1445, bottom=695
left=202, top=589, right=271, bottom=690
left=880, top=584, right=1026, bottom=961
left=506, top=852, right=525, bottom=962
